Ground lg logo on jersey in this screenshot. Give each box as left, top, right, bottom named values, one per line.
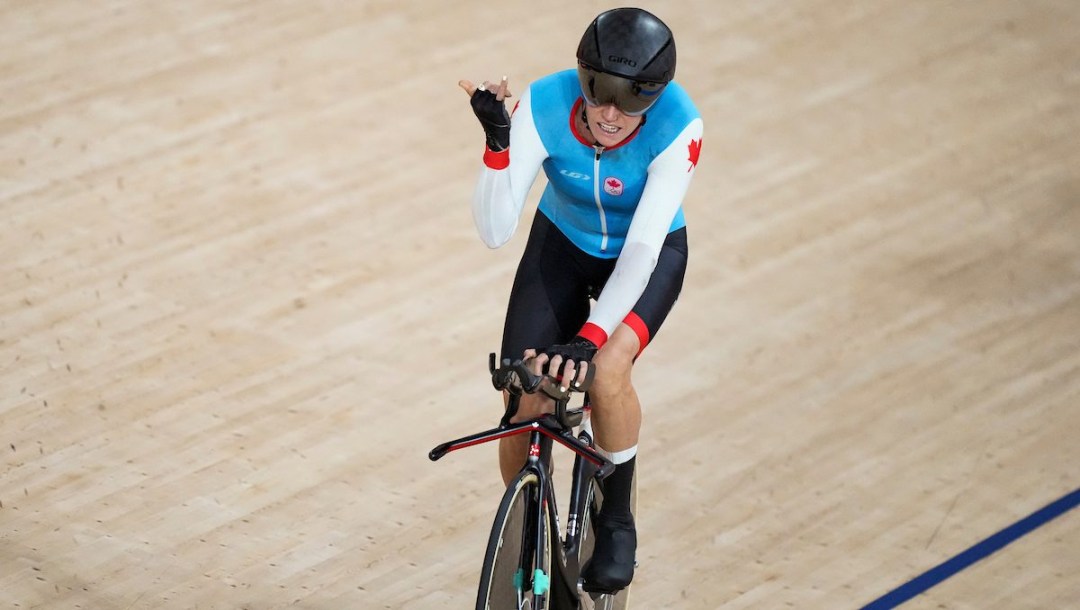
left=560, top=170, right=590, bottom=181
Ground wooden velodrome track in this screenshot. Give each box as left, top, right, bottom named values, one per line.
left=2, top=1, right=1078, bottom=608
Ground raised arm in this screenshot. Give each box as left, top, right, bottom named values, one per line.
left=460, top=78, right=548, bottom=248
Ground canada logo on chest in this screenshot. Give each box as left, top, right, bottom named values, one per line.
left=603, top=176, right=624, bottom=196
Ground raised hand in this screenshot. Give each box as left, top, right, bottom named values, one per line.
left=459, top=76, right=513, bottom=151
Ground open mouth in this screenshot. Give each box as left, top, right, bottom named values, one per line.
left=597, top=122, right=620, bottom=135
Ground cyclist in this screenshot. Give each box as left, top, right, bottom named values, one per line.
left=459, top=7, right=703, bottom=593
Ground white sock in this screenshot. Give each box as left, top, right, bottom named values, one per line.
left=582, top=413, right=639, bottom=465
left=594, top=443, right=638, bottom=465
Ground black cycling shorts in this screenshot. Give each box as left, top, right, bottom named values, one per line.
left=501, top=212, right=688, bottom=361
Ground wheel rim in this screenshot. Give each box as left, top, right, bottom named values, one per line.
left=477, top=471, right=552, bottom=610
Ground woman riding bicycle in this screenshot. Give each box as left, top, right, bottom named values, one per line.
left=460, top=7, right=703, bottom=594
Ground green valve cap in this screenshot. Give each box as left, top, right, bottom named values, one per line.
left=533, top=569, right=550, bottom=595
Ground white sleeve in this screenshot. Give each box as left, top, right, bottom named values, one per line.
left=584, top=118, right=704, bottom=342
left=472, top=88, right=549, bottom=248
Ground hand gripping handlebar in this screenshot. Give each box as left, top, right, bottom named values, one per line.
left=488, top=353, right=596, bottom=402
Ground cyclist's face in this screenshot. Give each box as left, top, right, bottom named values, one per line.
left=583, top=102, right=644, bottom=148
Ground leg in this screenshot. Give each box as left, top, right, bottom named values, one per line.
left=581, top=324, right=642, bottom=593
left=498, top=408, right=528, bottom=484
left=589, top=324, right=643, bottom=456
left=583, top=229, right=688, bottom=593
left=498, top=214, right=592, bottom=485
left=589, top=226, right=688, bottom=457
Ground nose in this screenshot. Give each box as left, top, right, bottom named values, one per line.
left=599, top=104, right=622, bottom=122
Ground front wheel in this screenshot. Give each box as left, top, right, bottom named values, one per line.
left=476, top=470, right=553, bottom=610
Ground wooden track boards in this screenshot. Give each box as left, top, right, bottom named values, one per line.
left=2, top=1, right=1078, bottom=607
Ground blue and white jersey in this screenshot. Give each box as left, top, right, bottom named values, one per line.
left=530, top=70, right=699, bottom=257
left=472, top=69, right=703, bottom=344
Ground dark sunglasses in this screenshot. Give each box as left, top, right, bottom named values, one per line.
left=576, top=63, right=667, bottom=116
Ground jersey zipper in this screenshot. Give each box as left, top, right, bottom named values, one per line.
left=592, top=146, right=609, bottom=252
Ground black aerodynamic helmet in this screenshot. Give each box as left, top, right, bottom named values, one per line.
left=576, top=7, right=677, bottom=116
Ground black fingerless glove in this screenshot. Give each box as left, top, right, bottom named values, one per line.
left=470, top=89, right=511, bottom=152
left=544, top=336, right=598, bottom=364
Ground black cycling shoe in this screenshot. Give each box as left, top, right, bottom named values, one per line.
left=581, top=514, right=637, bottom=593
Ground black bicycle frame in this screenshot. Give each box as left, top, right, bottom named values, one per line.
left=429, top=357, right=616, bottom=602
left=563, top=427, right=599, bottom=560
left=428, top=411, right=613, bottom=479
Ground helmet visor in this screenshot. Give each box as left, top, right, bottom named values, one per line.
left=577, top=64, right=667, bottom=116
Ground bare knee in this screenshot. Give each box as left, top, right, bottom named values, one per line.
left=591, top=333, right=637, bottom=397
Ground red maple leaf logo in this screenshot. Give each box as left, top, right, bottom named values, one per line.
left=604, top=177, right=624, bottom=196
left=687, top=138, right=702, bottom=172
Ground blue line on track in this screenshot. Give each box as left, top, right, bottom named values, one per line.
left=860, top=486, right=1080, bottom=609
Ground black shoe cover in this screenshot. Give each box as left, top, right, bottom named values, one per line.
left=581, top=514, right=636, bottom=593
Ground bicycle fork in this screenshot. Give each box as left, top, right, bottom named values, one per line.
left=522, top=431, right=552, bottom=603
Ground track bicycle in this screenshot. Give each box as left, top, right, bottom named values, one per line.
left=429, top=355, right=634, bottom=610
